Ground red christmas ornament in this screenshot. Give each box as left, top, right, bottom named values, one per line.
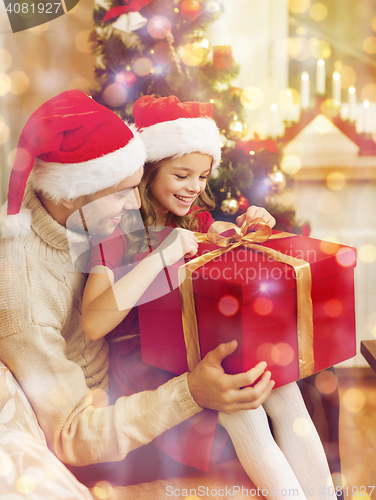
left=237, top=194, right=250, bottom=212
left=179, top=0, right=202, bottom=20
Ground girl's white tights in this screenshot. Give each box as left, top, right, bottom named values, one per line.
left=218, top=382, right=334, bottom=500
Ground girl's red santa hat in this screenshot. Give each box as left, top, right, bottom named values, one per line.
left=0, top=89, right=146, bottom=239
left=133, top=95, right=221, bottom=168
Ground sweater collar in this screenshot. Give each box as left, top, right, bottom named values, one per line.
left=24, top=184, right=89, bottom=252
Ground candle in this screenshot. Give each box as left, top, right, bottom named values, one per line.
left=348, top=87, right=357, bottom=123
left=300, top=72, right=310, bottom=109
left=363, top=99, right=371, bottom=134
left=271, top=103, right=278, bottom=138
left=332, top=72, right=341, bottom=106
left=316, top=60, right=326, bottom=95
left=286, top=90, right=293, bottom=123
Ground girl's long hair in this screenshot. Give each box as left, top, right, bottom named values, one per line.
left=120, top=156, right=216, bottom=259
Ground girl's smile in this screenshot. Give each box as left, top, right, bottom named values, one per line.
left=150, top=153, right=212, bottom=225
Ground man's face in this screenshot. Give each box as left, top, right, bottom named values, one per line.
left=67, top=166, right=143, bottom=238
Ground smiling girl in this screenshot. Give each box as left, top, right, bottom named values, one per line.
left=82, top=96, right=334, bottom=497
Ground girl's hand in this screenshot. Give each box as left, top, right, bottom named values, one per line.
left=154, top=227, right=198, bottom=267
left=236, top=205, right=276, bottom=229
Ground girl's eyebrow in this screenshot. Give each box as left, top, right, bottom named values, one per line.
left=171, top=166, right=211, bottom=174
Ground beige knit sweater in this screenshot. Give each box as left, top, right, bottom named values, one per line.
left=0, top=185, right=201, bottom=466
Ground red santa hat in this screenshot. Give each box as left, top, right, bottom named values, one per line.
left=0, top=89, right=146, bottom=239
left=133, top=95, right=221, bottom=168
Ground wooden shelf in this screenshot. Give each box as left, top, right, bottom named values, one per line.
left=361, top=340, right=376, bottom=373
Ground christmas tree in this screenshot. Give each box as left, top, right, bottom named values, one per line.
left=91, top=0, right=309, bottom=234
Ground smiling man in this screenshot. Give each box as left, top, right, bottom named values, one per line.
left=0, top=90, right=276, bottom=489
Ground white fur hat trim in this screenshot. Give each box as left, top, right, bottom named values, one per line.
left=140, top=117, right=221, bottom=168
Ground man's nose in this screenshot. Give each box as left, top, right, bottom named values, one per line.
left=123, top=188, right=141, bottom=210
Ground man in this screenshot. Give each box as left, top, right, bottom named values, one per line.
left=0, top=90, right=275, bottom=487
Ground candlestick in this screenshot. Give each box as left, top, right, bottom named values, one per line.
left=300, top=72, right=310, bottom=109
left=348, top=87, right=357, bottom=123
left=316, top=60, right=326, bottom=95
left=286, top=90, right=293, bottom=123
left=332, top=72, right=341, bottom=106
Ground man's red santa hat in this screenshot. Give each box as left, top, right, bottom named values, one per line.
left=133, top=95, right=221, bottom=168
left=0, top=89, right=146, bottom=239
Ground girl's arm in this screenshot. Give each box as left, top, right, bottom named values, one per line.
left=82, top=227, right=198, bottom=341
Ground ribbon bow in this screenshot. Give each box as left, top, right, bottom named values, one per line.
left=103, top=0, right=151, bottom=33
left=178, top=219, right=314, bottom=379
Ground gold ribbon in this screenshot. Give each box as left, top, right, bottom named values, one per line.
left=178, top=218, right=314, bottom=379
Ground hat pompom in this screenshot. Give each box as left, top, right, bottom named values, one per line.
left=0, top=204, right=31, bottom=239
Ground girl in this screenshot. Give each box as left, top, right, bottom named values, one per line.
left=82, top=95, right=334, bottom=498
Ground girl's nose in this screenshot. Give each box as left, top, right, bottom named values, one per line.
left=187, top=178, right=200, bottom=193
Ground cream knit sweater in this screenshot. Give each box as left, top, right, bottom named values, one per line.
left=0, top=185, right=201, bottom=466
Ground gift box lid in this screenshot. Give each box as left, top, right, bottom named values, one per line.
left=184, top=231, right=357, bottom=304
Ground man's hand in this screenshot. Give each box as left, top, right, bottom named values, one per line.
left=236, top=205, right=276, bottom=229
left=187, top=340, right=275, bottom=414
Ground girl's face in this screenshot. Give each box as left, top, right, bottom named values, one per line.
left=150, top=153, right=212, bottom=224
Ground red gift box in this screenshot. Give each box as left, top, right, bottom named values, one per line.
left=137, top=230, right=357, bottom=388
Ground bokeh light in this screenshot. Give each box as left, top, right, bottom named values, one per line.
left=342, top=388, right=366, bottom=413
left=361, top=83, right=376, bottom=102
left=289, top=0, right=310, bottom=14
left=148, top=16, right=171, bottom=39
left=336, top=247, right=356, bottom=267
left=256, top=342, right=275, bottom=365
left=29, top=22, right=49, bottom=33
left=309, top=38, right=331, bottom=59
left=0, top=122, right=10, bottom=145
left=319, top=236, right=340, bottom=255
left=372, top=16, right=376, bottom=32
left=281, top=154, right=301, bottom=175
left=8, top=148, right=18, bottom=167
left=363, top=36, right=376, bottom=54
left=271, top=343, right=294, bottom=366
left=278, top=88, right=299, bottom=110
left=253, top=297, right=274, bottom=316
left=68, top=76, right=91, bottom=91
left=0, top=452, right=14, bottom=478
left=332, top=472, right=347, bottom=489
left=75, top=30, right=92, bottom=53
left=181, top=40, right=210, bottom=67
left=240, top=86, right=264, bottom=109
left=359, top=244, right=376, bottom=263
left=0, top=73, right=12, bottom=96
left=150, top=41, right=173, bottom=66
left=338, top=65, right=356, bottom=89
left=324, top=298, right=343, bottom=318
left=292, top=417, right=312, bottom=436
left=320, top=98, right=340, bottom=119
left=365, top=312, right=376, bottom=338
left=218, top=295, right=239, bottom=317
left=318, top=191, right=340, bottom=215
left=309, top=2, right=328, bottom=21
left=315, top=370, right=338, bottom=394
left=92, top=480, right=113, bottom=499
left=326, top=171, right=346, bottom=191
left=9, top=70, right=30, bottom=94
left=286, top=37, right=311, bottom=61
left=103, top=83, right=128, bottom=107
left=9, top=148, right=31, bottom=170
left=0, top=49, right=12, bottom=71
left=133, top=57, right=154, bottom=77
left=16, top=474, right=36, bottom=494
